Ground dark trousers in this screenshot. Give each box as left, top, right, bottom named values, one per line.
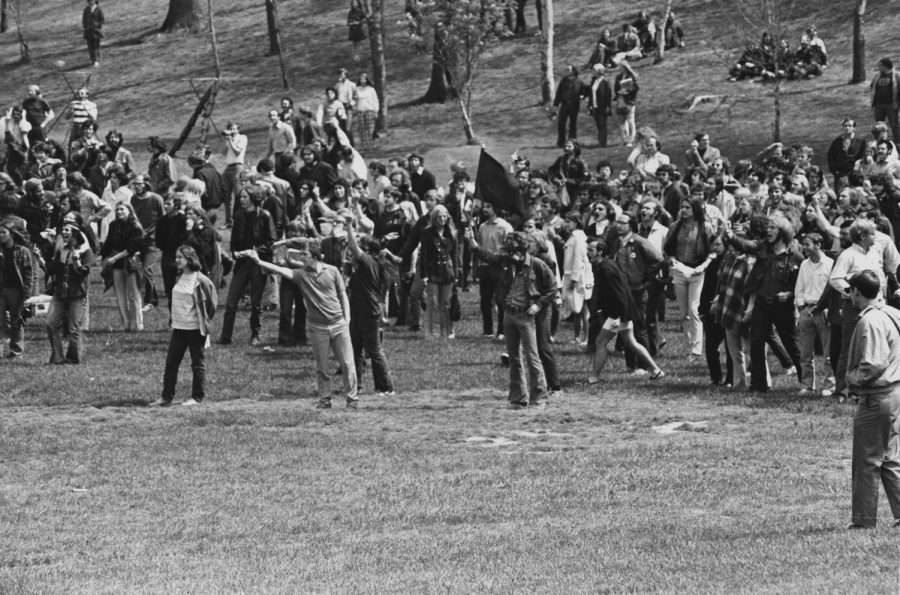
left=162, top=259, right=178, bottom=312
left=219, top=259, right=265, bottom=342
left=514, top=0, right=527, bottom=33
left=749, top=300, right=801, bottom=390
left=478, top=268, right=503, bottom=335
left=646, top=277, right=665, bottom=355
left=593, top=111, right=609, bottom=147
left=557, top=104, right=579, bottom=147
left=829, top=323, right=842, bottom=377
left=624, top=289, right=651, bottom=370
left=85, top=34, right=101, bottom=63
left=161, top=329, right=206, bottom=402
left=535, top=305, right=560, bottom=390
left=0, top=287, right=25, bottom=356
left=278, top=278, right=307, bottom=346
left=349, top=315, right=394, bottom=392
left=704, top=320, right=733, bottom=385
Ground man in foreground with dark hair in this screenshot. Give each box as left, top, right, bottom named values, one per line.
left=845, top=269, right=900, bottom=529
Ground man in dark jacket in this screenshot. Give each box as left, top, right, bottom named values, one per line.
left=0, top=221, right=34, bottom=358
left=190, top=146, right=225, bottom=216
left=218, top=185, right=277, bottom=346
left=588, top=64, right=613, bottom=147
left=826, top=118, right=867, bottom=192
left=552, top=65, right=588, bottom=148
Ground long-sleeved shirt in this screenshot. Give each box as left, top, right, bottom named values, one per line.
left=829, top=238, right=899, bottom=295
left=847, top=303, right=900, bottom=394
left=265, top=120, right=297, bottom=158
left=794, top=254, right=834, bottom=307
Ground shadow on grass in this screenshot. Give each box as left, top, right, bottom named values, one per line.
left=93, top=397, right=152, bottom=409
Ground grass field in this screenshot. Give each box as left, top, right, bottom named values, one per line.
left=4, top=0, right=900, bottom=592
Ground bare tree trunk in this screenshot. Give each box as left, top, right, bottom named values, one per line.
left=206, top=0, right=221, bottom=78
left=457, top=95, right=478, bottom=145
left=773, top=77, right=782, bottom=142
left=539, top=0, right=554, bottom=105
left=265, top=0, right=281, bottom=56
left=160, top=0, right=202, bottom=33
left=424, top=25, right=457, bottom=103
left=851, top=0, right=867, bottom=84
left=654, top=0, right=672, bottom=64
left=364, top=0, right=388, bottom=134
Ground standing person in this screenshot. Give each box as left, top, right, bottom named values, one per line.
left=1, top=107, right=31, bottom=184
left=561, top=214, right=592, bottom=345
left=274, top=221, right=309, bottom=347
left=100, top=202, right=145, bottom=332
left=663, top=197, right=714, bottom=360
left=468, top=230, right=556, bottom=409
left=155, top=194, right=188, bottom=310
left=46, top=223, right=93, bottom=364
left=637, top=198, right=669, bottom=355
left=190, top=146, right=225, bottom=220
left=217, top=186, right=276, bottom=346
left=335, top=69, right=357, bottom=147
left=104, top=130, right=134, bottom=174
left=82, top=0, right=104, bottom=66
left=699, top=233, right=731, bottom=386
left=151, top=246, right=217, bottom=407
left=826, top=119, right=867, bottom=193
left=344, top=217, right=395, bottom=395
left=0, top=222, right=33, bottom=359
left=587, top=239, right=665, bottom=384
left=264, top=109, right=297, bottom=162
left=613, top=60, right=639, bottom=147
left=845, top=270, right=900, bottom=529
left=726, top=212, right=804, bottom=392
left=21, top=85, right=54, bottom=144
left=354, top=73, right=379, bottom=151
left=476, top=201, right=513, bottom=338
left=64, top=88, right=98, bottom=144
left=221, top=122, right=247, bottom=229
left=246, top=239, right=359, bottom=409
left=795, top=232, right=835, bottom=397
left=871, top=58, right=900, bottom=143
left=419, top=205, right=458, bottom=339
left=147, top=136, right=177, bottom=195
left=130, top=175, right=165, bottom=311
left=683, top=133, right=722, bottom=175
left=408, top=153, right=436, bottom=205
left=552, top=65, right=588, bottom=148
left=587, top=64, right=612, bottom=148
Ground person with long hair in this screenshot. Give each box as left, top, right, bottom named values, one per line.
left=419, top=204, right=458, bottom=339
left=663, top=196, right=714, bottom=359
left=100, top=201, right=145, bottom=331
left=151, top=245, right=217, bottom=407
left=562, top=213, right=592, bottom=345
left=46, top=222, right=94, bottom=364
left=184, top=205, right=222, bottom=287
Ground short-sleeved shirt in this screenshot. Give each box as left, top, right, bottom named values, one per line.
left=291, top=263, right=346, bottom=326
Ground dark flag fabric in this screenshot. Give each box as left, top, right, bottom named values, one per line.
left=474, top=148, right=525, bottom=218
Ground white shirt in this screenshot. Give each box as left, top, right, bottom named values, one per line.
left=223, top=133, right=248, bottom=165
left=794, top=254, right=834, bottom=306
left=830, top=243, right=887, bottom=294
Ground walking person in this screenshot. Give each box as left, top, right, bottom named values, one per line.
left=0, top=222, right=34, bottom=359
left=246, top=239, right=359, bottom=409
left=845, top=270, right=900, bottom=529
left=552, top=65, right=588, bottom=148
left=46, top=223, right=94, bottom=364
left=82, top=0, right=105, bottom=67
left=151, top=246, right=218, bottom=407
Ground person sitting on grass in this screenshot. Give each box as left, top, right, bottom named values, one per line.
left=150, top=245, right=217, bottom=408
left=586, top=239, right=664, bottom=385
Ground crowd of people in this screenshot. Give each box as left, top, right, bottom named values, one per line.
left=728, top=26, right=828, bottom=82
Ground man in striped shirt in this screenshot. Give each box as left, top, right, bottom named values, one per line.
left=65, top=88, right=98, bottom=142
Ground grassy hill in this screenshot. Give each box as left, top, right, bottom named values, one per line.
left=4, top=0, right=900, bottom=176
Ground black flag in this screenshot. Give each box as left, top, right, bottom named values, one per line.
left=474, top=148, right=525, bottom=218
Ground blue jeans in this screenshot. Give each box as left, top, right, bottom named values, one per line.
left=219, top=259, right=265, bottom=342
left=161, top=329, right=207, bottom=402
left=503, top=310, right=548, bottom=404
left=349, top=315, right=394, bottom=392
left=309, top=321, right=358, bottom=404
left=0, top=287, right=26, bottom=356
left=47, top=296, right=86, bottom=363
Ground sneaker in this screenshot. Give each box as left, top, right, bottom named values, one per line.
left=500, top=353, right=510, bottom=366
left=148, top=399, right=172, bottom=407
left=315, top=401, right=332, bottom=409
left=483, top=333, right=494, bottom=338
left=249, top=336, right=260, bottom=346
left=495, top=334, right=505, bottom=342
left=447, top=333, right=456, bottom=339
left=784, top=365, right=796, bottom=377
left=142, top=304, right=154, bottom=312
left=182, top=398, right=200, bottom=407
left=529, top=401, right=549, bottom=410
left=821, top=387, right=834, bottom=398
left=375, top=390, right=396, bottom=397
left=629, top=369, right=648, bottom=376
